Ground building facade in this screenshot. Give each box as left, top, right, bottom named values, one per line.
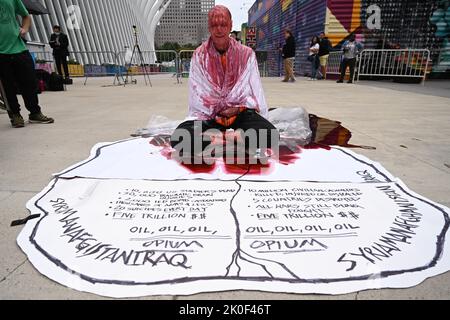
left=248, top=0, right=449, bottom=78
left=155, top=0, right=215, bottom=47
left=26, top=0, right=173, bottom=65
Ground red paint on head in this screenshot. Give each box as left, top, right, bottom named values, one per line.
left=208, top=5, right=232, bottom=52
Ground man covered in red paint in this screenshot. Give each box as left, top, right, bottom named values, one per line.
left=170, top=5, right=278, bottom=163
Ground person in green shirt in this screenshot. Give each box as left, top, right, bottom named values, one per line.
left=0, top=0, right=54, bottom=128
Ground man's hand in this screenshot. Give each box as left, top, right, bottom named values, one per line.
left=218, top=107, right=242, bottom=118
left=19, top=27, right=29, bottom=36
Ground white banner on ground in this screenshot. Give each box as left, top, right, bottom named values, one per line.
left=17, top=138, right=450, bottom=297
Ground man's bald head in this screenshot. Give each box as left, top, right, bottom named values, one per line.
left=208, top=5, right=233, bottom=53
left=208, top=5, right=232, bottom=23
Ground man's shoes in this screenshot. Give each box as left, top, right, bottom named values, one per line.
left=289, top=78, right=296, bottom=82
left=336, top=80, right=344, bottom=83
left=281, top=79, right=289, bottom=82
left=29, top=112, right=54, bottom=124
left=347, top=80, right=353, bottom=84
left=10, top=114, right=25, bottom=128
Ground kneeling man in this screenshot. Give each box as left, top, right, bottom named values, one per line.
left=170, top=5, right=278, bottom=164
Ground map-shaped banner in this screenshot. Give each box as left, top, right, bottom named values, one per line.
left=17, top=138, right=450, bottom=297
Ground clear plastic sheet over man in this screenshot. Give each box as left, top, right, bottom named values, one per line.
left=187, top=37, right=268, bottom=121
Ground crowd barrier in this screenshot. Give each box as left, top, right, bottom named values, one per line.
left=326, top=51, right=344, bottom=77
left=255, top=50, right=282, bottom=77
left=178, top=50, right=274, bottom=79
left=28, top=48, right=433, bottom=85
left=116, top=50, right=179, bottom=80
left=178, top=50, right=195, bottom=81
left=357, top=49, right=430, bottom=84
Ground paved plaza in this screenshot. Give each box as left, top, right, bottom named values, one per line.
left=1, top=75, right=449, bottom=299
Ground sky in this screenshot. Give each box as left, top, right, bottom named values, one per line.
left=215, top=1, right=253, bottom=31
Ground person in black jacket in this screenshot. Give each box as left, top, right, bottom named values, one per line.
left=49, top=25, right=70, bottom=79
left=318, top=32, right=332, bottom=80
left=280, top=30, right=296, bottom=82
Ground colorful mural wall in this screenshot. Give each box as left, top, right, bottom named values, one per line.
left=429, top=0, right=450, bottom=77
left=248, top=0, right=449, bottom=77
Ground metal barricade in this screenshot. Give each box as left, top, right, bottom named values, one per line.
left=326, top=51, right=344, bottom=76
left=178, top=50, right=195, bottom=82
left=255, top=50, right=272, bottom=77
left=116, top=50, right=179, bottom=84
left=357, top=49, right=430, bottom=85
left=262, top=50, right=283, bottom=77
left=29, top=50, right=53, bottom=63
left=67, top=51, right=120, bottom=85
left=29, top=50, right=54, bottom=74
left=177, top=49, right=278, bottom=80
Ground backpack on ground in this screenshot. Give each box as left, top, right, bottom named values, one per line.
left=47, top=72, right=65, bottom=91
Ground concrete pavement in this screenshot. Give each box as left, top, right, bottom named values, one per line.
left=1, top=75, right=449, bottom=299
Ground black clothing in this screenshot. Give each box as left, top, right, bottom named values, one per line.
left=318, top=37, right=332, bottom=56
left=339, top=58, right=357, bottom=82
left=0, top=51, right=42, bottom=116
left=54, top=53, right=69, bottom=78
left=49, top=32, right=70, bottom=78
left=49, top=32, right=69, bottom=56
left=170, top=109, right=278, bottom=154
left=282, top=35, right=296, bottom=59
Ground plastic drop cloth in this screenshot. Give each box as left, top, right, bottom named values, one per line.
left=134, top=107, right=312, bottom=146
left=268, top=107, right=312, bottom=146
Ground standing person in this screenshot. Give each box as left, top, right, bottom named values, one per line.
left=308, top=36, right=320, bottom=81
left=170, top=5, right=277, bottom=162
left=281, top=30, right=296, bottom=82
left=49, top=25, right=70, bottom=80
left=318, top=32, right=332, bottom=80
left=0, top=0, right=54, bottom=128
left=230, top=31, right=241, bottom=43
left=337, top=34, right=363, bottom=83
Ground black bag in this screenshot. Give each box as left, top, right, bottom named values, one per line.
left=35, top=69, right=51, bottom=92
left=47, top=72, right=65, bottom=91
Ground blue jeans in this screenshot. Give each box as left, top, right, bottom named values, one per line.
left=310, top=57, right=319, bottom=79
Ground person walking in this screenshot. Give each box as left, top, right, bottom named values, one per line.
left=49, top=25, right=70, bottom=80
left=337, top=34, right=363, bottom=84
left=0, top=0, right=54, bottom=128
left=281, top=30, right=296, bottom=82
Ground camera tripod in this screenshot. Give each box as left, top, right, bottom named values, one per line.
left=117, top=25, right=152, bottom=87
